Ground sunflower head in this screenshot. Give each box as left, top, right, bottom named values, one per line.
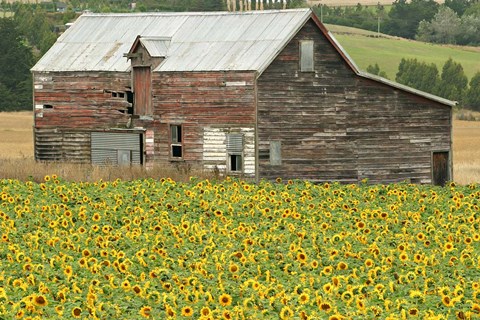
left=219, top=293, right=233, bottom=307
left=33, top=295, right=48, bottom=307
left=139, top=306, right=152, bottom=318
left=181, top=306, right=194, bottom=317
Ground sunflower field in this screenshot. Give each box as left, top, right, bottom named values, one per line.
left=0, top=176, right=479, bottom=319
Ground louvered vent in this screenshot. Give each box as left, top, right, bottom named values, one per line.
left=227, top=133, right=243, bottom=153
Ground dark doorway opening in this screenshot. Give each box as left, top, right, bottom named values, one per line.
left=432, top=151, right=449, bottom=186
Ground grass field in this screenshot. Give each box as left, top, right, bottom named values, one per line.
left=327, top=25, right=480, bottom=81
left=1, top=112, right=479, bottom=184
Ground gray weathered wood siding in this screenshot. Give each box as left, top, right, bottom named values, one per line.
left=150, top=71, right=257, bottom=175
left=257, top=19, right=451, bottom=184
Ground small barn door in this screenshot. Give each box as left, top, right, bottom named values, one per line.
left=133, top=66, right=152, bottom=115
left=432, top=151, right=449, bottom=186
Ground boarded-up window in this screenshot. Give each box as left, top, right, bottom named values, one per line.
left=300, top=40, right=314, bottom=72
left=133, top=66, right=152, bottom=115
left=227, top=133, right=243, bottom=172
left=270, top=141, right=282, bottom=165
left=171, top=125, right=182, bottom=158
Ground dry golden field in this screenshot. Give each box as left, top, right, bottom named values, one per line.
left=1, top=111, right=479, bottom=184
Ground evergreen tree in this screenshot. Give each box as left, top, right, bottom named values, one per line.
left=465, top=72, right=480, bottom=110
left=395, top=58, right=439, bottom=93
left=14, top=4, right=57, bottom=56
left=0, top=18, right=34, bottom=111
left=444, top=0, right=470, bottom=16
left=384, top=0, right=439, bottom=39
left=366, top=63, right=389, bottom=79
left=435, top=58, right=468, bottom=102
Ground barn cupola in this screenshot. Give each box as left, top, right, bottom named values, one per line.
left=124, top=36, right=171, bottom=116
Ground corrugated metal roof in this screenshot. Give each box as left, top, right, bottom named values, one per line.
left=32, top=9, right=311, bottom=73
left=32, top=9, right=455, bottom=107
left=140, top=37, right=171, bottom=58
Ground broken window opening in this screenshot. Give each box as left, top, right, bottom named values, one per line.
left=170, top=125, right=183, bottom=159
left=43, top=104, right=54, bottom=109
left=126, top=90, right=134, bottom=115
left=104, top=89, right=127, bottom=99
left=226, top=133, right=244, bottom=173
left=229, top=154, right=242, bottom=172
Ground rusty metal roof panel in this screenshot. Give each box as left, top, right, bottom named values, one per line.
left=32, top=9, right=312, bottom=72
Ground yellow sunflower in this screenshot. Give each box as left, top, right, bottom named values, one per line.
left=33, top=295, right=48, bottom=307
left=444, top=242, right=455, bottom=252
left=280, top=306, right=294, bottom=319
left=139, top=306, right=152, bottom=318
left=201, top=307, right=212, bottom=317
left=71, top=307, right=82, bottom=318
left=219, top=293, right=233, bottom=307
left=181, top=306, right=194, bottom=317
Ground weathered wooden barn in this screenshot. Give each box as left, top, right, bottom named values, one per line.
left=31, top=9, right=455, bottom=185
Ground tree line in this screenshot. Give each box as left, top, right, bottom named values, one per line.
left=315, top=0, right=480, bottom=46
left=0, top=5, right=62, bottom=111
left=367, top=58, right=480, bottom=110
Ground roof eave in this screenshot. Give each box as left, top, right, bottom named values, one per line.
left=358, top=71, right=457, bottom=107
left=310, top=13, right=455, bottom=108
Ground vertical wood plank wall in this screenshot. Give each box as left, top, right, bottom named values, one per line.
left=257, top=20, right=451, bottom=184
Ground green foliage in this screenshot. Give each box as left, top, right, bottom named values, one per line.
left=436, top=58, right=468, bottom=103
left=0, top=18, right=34, bottom=111
left=444, top=0, right=470, bottom=16
left=14, top=4, right=58, bottom=56
left=416, top=7, right=462, bottom=44
left=464, top=2, right=480, bottom=16
left=465, top=72, right=480, bottom=110
left=384, top=0, right=439, bottom=39
left=314, top=4, right=385, bottom=34
left=366, top=63, right=389, bottom=79
left=458, top=14, right=480, bottom=45
left=395, top=58, right=439, bottom=94
left=417, top=6, right=480, bottom=46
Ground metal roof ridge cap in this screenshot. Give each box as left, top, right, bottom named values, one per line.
left=82, top=9, right=310, bottom=17
left=358, top=71, right=457, bottom=107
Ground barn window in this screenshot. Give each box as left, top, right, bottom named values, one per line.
left=170, top=125, right=182, bottom=158
left=300, top=40, right=314, bottom=72
left=227, top=133, right=243, bottom=173
left=270, top=141, right=282, bottom=165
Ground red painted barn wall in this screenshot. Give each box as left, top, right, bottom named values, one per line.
left=33, top=71, right=132, bottom=129
left=150, top=71, right=257, bottom=170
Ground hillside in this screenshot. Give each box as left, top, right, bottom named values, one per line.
left=327, top=24, right=480, bottom=81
